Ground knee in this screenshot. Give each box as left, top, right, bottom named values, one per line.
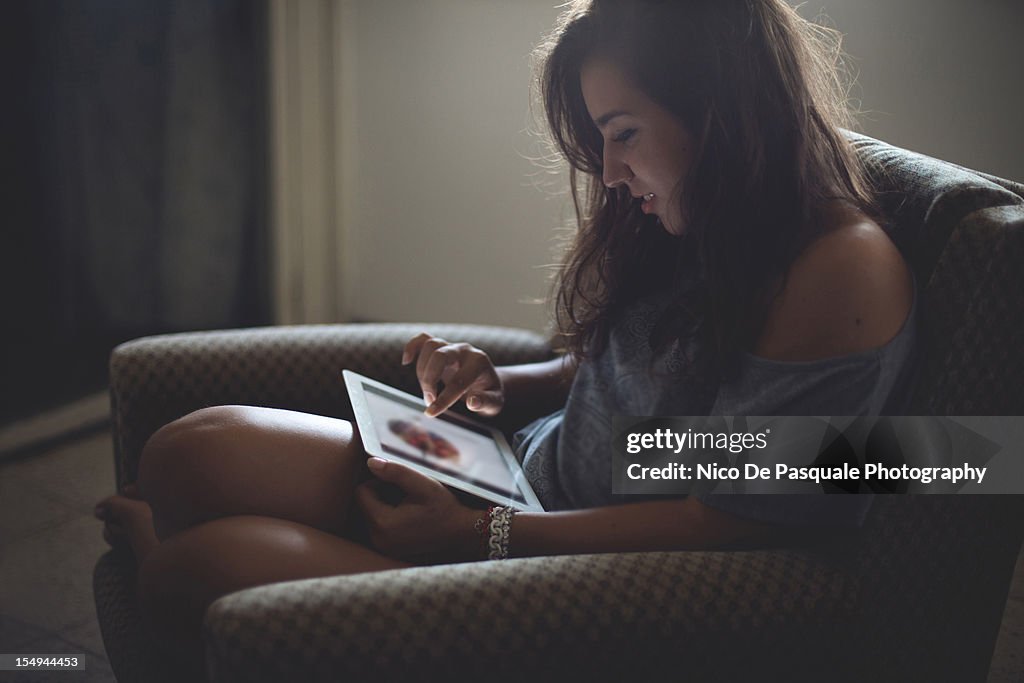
left=138, top=406, right=251, bottom=538
left=143, top=404, right=242, bottom=453
left=139, top=405, right=245, bottom=486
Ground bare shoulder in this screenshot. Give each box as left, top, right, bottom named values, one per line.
left=754, top=212, right=913, bottom=362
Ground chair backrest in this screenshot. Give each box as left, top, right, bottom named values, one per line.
left=845, top=135, right=1024, bottom=681
left=850, top=133, right=1024, bottom=414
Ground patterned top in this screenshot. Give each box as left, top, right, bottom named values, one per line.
left=514, top=285, right=918, bottom=526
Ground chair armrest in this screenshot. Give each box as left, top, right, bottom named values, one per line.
left=204, top=549, right=857, bottom=683
left=109, top=323, right=553, bottom=486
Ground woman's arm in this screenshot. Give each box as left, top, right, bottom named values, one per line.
left=402, top=332, right=575, bottom=426
left=510, top=498, right=774, bottom=556
left=357, top=459, right=800, bottom=562
left=458, top=497, right=798, bottom=560
left=494, top=355, right=577, bottom=429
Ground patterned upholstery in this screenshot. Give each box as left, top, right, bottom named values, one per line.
left=93, top=549, right=180, bottom=683
left=204, top=550, right=859, bottom=682
left=107, top=323, right=554, bottom=487
left=201, top=496, right=1024, bottom=683
left=862, top=496, right=1024, bottom=681
left=850, top=133, right=1024, bottom=414
left=94, top=139, right=1024, bottom=682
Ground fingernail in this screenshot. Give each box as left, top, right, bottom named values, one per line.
left=424, top=392, right=435, bottom=406
left=401, top=352, right=410, bottom=365
left=467, top=396, right=481, bottom=411
left=367, top=457, right=387, bottom=471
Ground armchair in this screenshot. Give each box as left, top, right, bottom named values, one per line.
left=95, top=136, right=1024, bottom=682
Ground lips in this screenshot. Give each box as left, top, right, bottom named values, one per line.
left=638, top=192, right=656, bottom=214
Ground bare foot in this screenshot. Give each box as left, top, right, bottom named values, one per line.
left=95, top=483, right=160, bottom=564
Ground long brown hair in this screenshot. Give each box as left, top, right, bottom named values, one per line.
left=537, top=0, right=876, bottom=375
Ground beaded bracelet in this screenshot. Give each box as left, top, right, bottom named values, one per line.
left=473, top=506, right=496, bottom=559
left=473, top=505, right=517, bottom=560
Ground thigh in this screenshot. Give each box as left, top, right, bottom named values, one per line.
left=137, top=514, right=409, bottom=645
left=138, top=405, right=369, bottom=540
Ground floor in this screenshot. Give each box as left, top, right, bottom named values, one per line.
left=0, top=427, right=1021, bottom=683
left=0, top=428, right=117, bottom=682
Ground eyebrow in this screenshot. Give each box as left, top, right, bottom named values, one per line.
left=593, top=109, right=632, bottom=129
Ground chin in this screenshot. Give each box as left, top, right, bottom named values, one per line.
left=660, top=218, right=687, bottom=237
left=654, top=206, right=688, bottom=237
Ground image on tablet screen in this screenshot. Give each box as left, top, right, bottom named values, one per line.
left=363, top=386, right=519, bottom=496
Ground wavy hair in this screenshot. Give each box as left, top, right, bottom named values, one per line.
left=536, top=0, right=876, bottom=375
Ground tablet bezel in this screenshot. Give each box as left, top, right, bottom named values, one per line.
left=343, top=369, right=545, bottom=512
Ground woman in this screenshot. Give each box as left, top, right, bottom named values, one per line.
left=95, top=0, right=915, bottom=672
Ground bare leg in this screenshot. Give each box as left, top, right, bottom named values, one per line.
left=96, top=499, right=410, bottom=679
left=136, top=406, right=370, bottom=539
left=95, top=405, right=412, bottom=678
left=136, top=514, right=409, bottom=677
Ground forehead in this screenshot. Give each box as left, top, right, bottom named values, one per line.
left=579, top=56, right=652, bottom=124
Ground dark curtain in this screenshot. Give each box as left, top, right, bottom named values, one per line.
left=1, top=0, right=269, bottom=424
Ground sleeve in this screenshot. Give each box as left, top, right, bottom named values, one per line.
left=693, top=351, right=898, bottom=528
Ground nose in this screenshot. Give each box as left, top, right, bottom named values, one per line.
left=602, top=147, right=632, bottom=189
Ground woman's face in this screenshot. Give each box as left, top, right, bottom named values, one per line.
left=579, top=56, right=695, bottom=236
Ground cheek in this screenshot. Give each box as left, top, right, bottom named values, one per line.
left=655, top=156, right=689, bottom=210
left=660, top=155, right=692, bottom=236
left=648, top=144, right=689, bottom=192
left=666, top=151, right=695, bottom=210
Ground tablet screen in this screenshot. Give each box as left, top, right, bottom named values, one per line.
left=344, top=370, right=544, bottom=511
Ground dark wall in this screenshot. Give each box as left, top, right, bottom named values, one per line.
left=1, top=3, right=77, bottom=419
left=0, top=1, right=270, bottom=424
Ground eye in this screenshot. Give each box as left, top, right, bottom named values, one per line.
left=611, top=128, right=637, bottom=144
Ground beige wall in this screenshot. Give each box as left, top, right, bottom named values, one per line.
left=340, top=0, right=567, bottom=332
left=327, top=0, right=1022, bottom=332
left=817, top=0, right=1023, bottom=182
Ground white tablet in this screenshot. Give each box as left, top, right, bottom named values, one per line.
left=343, top=370, right=545, bottom=511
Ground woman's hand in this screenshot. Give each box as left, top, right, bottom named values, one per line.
left=354, top=457, right=481, bottom=561
left=402, top=333, right=504, bottom=417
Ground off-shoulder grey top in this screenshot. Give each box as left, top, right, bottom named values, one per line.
left=514, top=286, right=918, bottom=526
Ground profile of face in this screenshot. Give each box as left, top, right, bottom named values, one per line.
left=579, top=56, right=695, bottom=236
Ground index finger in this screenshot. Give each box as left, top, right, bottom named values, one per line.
left=425, top=354, right=487, bottom=417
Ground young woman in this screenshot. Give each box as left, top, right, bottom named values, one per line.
left=95, top=0, right=915, bottom=672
